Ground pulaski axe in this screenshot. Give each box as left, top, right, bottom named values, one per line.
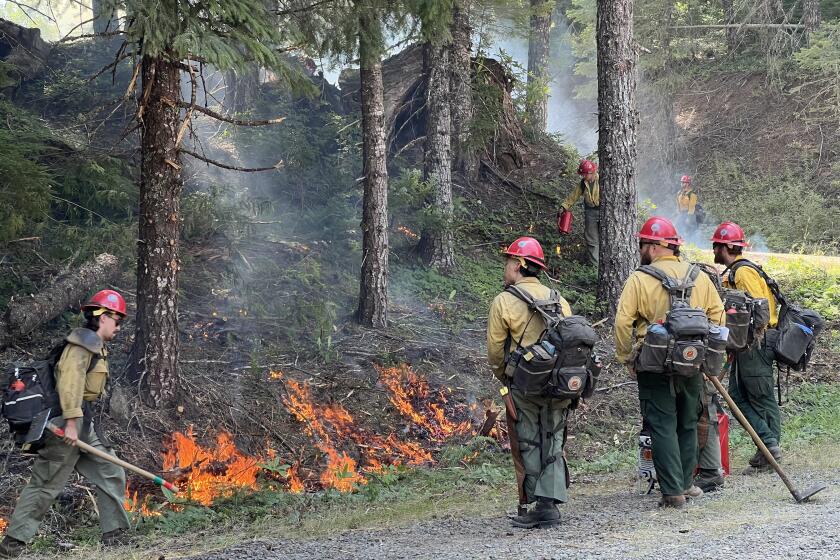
left=24, top=409, right=179, bottom=495
left=705, top=375, right=826, bottom=503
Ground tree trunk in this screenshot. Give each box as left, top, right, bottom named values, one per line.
left=596, top=0, right=639, bottom=318
left=450, top=0, right=475, bottom=179
left=92, top=0, right=118, bottom=34
left=721, top=0, right=738, bottom=52
left=0, top=253, right=120, bottom=349
left=418, top=38, right=455, bottom=272
left=356, top=10, right=389, bottom=328
left=803, top=0, right=820, bottom=41
left=132, top=55, right=183, bottom=407
left=526, top=0, right=553, bottom=132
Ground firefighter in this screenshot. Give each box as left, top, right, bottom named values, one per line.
left=615, top=217, right=725, bottom=508
left=487, top=237, right=573, bottom=528
left=561, top=160, right=600, bottom=265
left=712, top=221, right=782, bottom=473
left=675, top=175, right=699, bottom=235
left=0, top=290, right=131, bottom=558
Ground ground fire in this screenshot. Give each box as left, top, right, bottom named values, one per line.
left=0, top=517, right=6, bottom=534
left=125, top=365, right=475, bottom=512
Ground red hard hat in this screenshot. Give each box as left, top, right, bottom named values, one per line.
left=711, top=221, right=748, bottom=247
left=503, top=236, right=547, bottom=270
left=637, top=216, right=683, bottom=246
left=578, top=160, right=598, bottom=175
left=83, top=289, right=127, bottom=317
left=681, top=175, right=691, bottom=184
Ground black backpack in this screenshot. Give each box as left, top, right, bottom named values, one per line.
left=694, top=261, right=770, bottom=352
left=2, top=344, right=67, bottom=448
left=503, top=286, right=601, bottom=401
left=635, top=265, right=727, bottom=377
left=726, top=259, right=824, bottom=371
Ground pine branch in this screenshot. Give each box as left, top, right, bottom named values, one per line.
left=88, top=50, right=136, bottom=82
left=58, top=29, right=127, bottom=44
left=175, top=101, right=286, bottom=126
left=180, top=149, right=284, bottom=172
left=276, top=0, right=336, bottom=15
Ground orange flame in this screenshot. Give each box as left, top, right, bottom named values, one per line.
left=124, top=487, right=162, bottom=516
left=162, top=427, right=263, bottom=505
left=376, top=365, right=472, bottom=442
left=397, top=225, right=419, bottom=240
left=287, top=463, right=305, bottom=493
left=0, top=517, right=7, bottom=534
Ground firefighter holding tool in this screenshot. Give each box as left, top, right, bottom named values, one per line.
left=1, top=290, right=132, bottom=558
left=559, top=160, right=600, bottom=265
left=615, top=217, right=725, bottom=508
left=487, top=237, right=573, bottom=528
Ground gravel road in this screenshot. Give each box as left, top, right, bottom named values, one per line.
left=185, top=466, right=840, bottom=560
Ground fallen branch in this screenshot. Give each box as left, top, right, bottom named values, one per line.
left=0, top=253, right=120, bottom=349
left=175, top=101, right=286, bottom=127
left=180, top=148, right=283, bottom=172
left=480, top=160, right=557, bottom=204
left=595, top=381, right=637, bottom=393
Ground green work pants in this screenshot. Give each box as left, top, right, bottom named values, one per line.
left=729, top=342, right=780, bottom=447
left=637, top=372, right=703, bottom=496
left=584, top=205, right=600, bottom=266
left=511, top=389, right=570, bottom=504
left=698, top=392, right=721, bottom=473
left=6, top=423, right=130, bottom=543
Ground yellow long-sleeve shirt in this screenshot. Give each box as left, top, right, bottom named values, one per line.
left=614, top=256, right=725, bottom=364
left=562, top=176, right=600, bottom=210
left=676, top=189, right=698, bottom=214
left=723, top=256, right=779, bottom=327
left=55, top=328, right=109, bottom=420
left=487, top=277, right=573, bottom=381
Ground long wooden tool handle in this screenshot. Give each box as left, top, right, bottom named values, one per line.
left=48, top=423, right=179, bottom=493
left=705, top=375, right=798, bottom=497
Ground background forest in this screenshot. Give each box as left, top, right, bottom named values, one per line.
left=0, top=0, right=839, bottom=556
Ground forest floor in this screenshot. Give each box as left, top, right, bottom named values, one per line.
left=20, top=442, right=840, bottom=560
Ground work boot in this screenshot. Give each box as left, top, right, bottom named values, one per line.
left=102, top=529, right=132, bottom=547
left=0, top=536, right=26, bottom=559
left=683, top=485, right=704, bottom=499
left=510, top=498, right=561, bottom=529
left=694, top=471, right=725, bottom=493
left=658, top=495, right=686, bottom=509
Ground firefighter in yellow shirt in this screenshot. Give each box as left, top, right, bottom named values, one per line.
left=487, top=237, right=573, bottom=529
left=675, top=175, right=699, bottom=236
left=614, top=217, right=724, bottom=508
left=711, top=221, right=781, bottom=473
left=561, top=160, right=600, bottom=265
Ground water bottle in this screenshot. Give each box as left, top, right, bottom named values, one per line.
left=540, top=340, right=556, bottom=355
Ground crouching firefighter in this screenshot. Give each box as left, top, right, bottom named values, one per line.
left=615, top=217, right=725, bottom=508
left=0, top=290, right=131, bottom=558
left=487, top=237, right=600, bottom=528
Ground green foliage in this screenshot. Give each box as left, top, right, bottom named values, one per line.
left=793, top=21, right=840, bottom=124
left=702, top=159, right=840, bottom=253
left=764, top=259, right=840, bottom=320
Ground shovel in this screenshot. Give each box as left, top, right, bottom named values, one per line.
left=24, top=409, right=179, bottom=495
left=705, top=375, right=826, bottom=503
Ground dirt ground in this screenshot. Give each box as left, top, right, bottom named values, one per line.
left=178, top=463, right=840, bottom=560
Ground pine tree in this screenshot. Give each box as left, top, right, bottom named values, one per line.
left=112, top=0, right=296, bottom=406
left=450, top=0, right=475, bottom=178
left=595, top=0, right=639, bottom=317
left=527, top=0, right=554, bottom=132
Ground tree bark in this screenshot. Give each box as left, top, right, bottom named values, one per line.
left=418, top=38, right=456, bottom=272
left=450, top=0, right=475, bottom=179
left=132, top=55, right=183, bottom=407
left=356, top=10, right=389, bottom=328
left=526, top=0, right=553, bottom=132
left=92, top=0, right=119, bottom=34
left=596, top=0, right=639, bottom=318
left=803, top=0, right=820, bottom=41
left=0, top=253, right=120, bottom=349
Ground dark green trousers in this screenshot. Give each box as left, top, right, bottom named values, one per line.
left=583, top=205, right=600, bottom=266
left=637, top=373, right=703, bottom=496
left=6, top=423, right=130, bottom=543
left=729, top=342, right=780, bottom=447
left=511, top=390, right=570, bottom=503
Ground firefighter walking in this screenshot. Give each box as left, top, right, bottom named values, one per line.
left=561, top=160, right=600, bottom=265
left=487, top=237, right=573, bottom=528
left=614, top=217, right=725, bottom=508
left=712, top=221, right=782, bottom=473
left=0, top=291, right=132, bottom=558
left=675, top=175, right=699, bottom=236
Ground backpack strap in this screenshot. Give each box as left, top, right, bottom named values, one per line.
left=505, top=285, right=565, bottom=327
left=637, top=264, right=699, bottom=307
left=724, top=259, right=787, bottom=307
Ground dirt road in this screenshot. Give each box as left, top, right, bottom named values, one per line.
left=185, top=466, right=840, bottom=560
